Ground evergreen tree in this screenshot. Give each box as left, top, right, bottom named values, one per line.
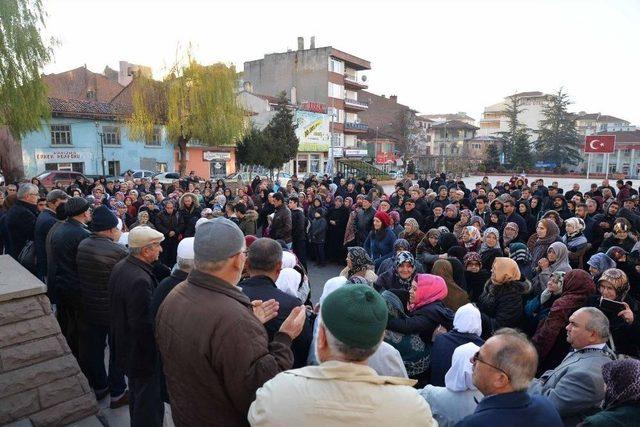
left=497, top=94, right=533, bottom=171
left=262, top=92, right=299, bottom=172
left=484, top=143, right=500, bottom=171
left=236, top=127, right=264, bottom=168
left=535, top=88, right=582, bottom=165
left=511, top=128, right=533, bottom=171
left=0, top=0, right=54, bottom=181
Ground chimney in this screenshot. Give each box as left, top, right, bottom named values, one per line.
left=297, top=37, right=304, bottom=50
left=390, top=95, right=397, bottom=102
left=243, top=81, right=253, bottom=93
left=310, top=36, right=316, bottom=49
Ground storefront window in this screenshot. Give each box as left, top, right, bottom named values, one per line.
left=45, top=162, right=84, bottom=173
left=297, top=154, right=308, bottom=174
left=310, top=154, right=320, bottom=173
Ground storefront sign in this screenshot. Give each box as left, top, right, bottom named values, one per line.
left=375, top=152, right=397, bottom=164
left=300, top=102, right=327, bottom=114
left=344, top=149, right=368, bottom=157
left=35, top=149, right=93, bottom=162
left=298, top=142, right=330, bottom=152
left=295, top=111, right=330, bottom=146
left=203, top=151, right=231, bottom=161
left=329, top=147, right=344, bottom=158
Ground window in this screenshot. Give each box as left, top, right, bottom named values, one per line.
left=310, top=154, right=321, bottom=173
left=331, top=132, right=344, bottom=147
left=45, top=162, right=84, bottom=173
left=108, top=161, right=120, bottom=176
left=51, top=125, right=72, bottom=145
left=328, top=82, right=344, bottom=100
left=146, top=128, right=162, bottom=146
left=297, top=154, right=308, bottom=174
left=328, top=58, right=344, bottom=74
left=156, top=162, right=168, bottom=173
left=102, top=126, right=121, bottom=146
left=328, top=107, right=344, bottom=123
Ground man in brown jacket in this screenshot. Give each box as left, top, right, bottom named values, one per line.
left=155, top=217, right=306, bottom=426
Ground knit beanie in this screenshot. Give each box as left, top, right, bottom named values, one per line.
left=374, top=211, right=391, bottom=228
left=90, top=206, right=118, bottom=232
left=64, top=196, right=90, bottom=217
left=321, top=284, right=388, bottom=349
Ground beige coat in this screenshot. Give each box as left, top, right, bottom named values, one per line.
left=248, top=361, right=437, bottom=427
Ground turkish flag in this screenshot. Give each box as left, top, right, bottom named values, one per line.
left=584, top=135, right=615, bottom=153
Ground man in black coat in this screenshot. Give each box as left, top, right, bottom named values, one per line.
left=287, top=196, right=307, bottom=268
left=49, top=197, right=92, bottom=359
left=400, top=199, right=425, bottom=230
left=110, top=226, right=165, bottom=426
left=270, top=193, right=292, bottom=245
left=34, top=189, right=68, bottom=281
left=355, top=197, right=375, bottom=245
left=239, top=238, right=313, bottom=368
left=155, top=200, right=184, bottom=267
left=502, top=199, right=528, bottom=242
left=6, top=183, right=40, bottom=260
left=76, top=206, right=128, bottom=407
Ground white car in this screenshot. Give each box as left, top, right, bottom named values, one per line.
left=120, top=170, right=157, bottom=180
left=152, top=172, right=181, bottom=185
left=388, top=170, right=404, bottom=180
left=225, top=172, right=267, bottom=183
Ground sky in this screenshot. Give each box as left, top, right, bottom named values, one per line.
left=42, top=0, right=640, bottom=125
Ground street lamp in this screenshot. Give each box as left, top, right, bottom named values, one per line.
left=94, top=121, right=106, bottom=176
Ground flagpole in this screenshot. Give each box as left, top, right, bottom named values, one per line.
left=586, top=152, right=591, bottom=180
left=605, top=153, right=610, bottom=180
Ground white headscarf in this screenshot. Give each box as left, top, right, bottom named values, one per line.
left=281, top=251, right=298, bottom=269
left=453, top=303, right=482, bottom=336
left=445, top=342, right=480, bottom=392
left=319, top=276, right=348, bottom=305
left=275, top=268, right=302, bottom=298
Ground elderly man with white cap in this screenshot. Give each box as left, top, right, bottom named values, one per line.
left=109, top=225, right=165, bottom=426
left=155, top=217, right=307, bottom=427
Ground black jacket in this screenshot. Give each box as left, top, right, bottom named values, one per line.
left=76, top=235, right=128, bottom=325
left=49, top=218, right=91, bottom=299
left=110, top=255, right=160, bottom=378
left=151, top=268, right=189, bottom=322
left=430, top=330, right=485, bottom=387
left=290, top=208, right=306, bottom=242
left=6, top=199, right=39, bottom=260
left=386, top=299, right=454, bottom=345
left=34, top=209, right=58, bottom=279
left=504, top=212, right=528, bottom=242
left=239, top=275, right=312, bottom=368
left=270, top=205, right=292, bottom=243
left=155, top=210, right=185, bottom=239
left=478, top=281, right=527, bottom=338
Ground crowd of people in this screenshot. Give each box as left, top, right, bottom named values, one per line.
left=0, top=169, right=639, bottom=427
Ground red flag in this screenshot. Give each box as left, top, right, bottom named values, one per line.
left=584, top=135, right=615, bottom=153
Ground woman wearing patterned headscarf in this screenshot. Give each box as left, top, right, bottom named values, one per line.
left=581, top=359, right=640, bottom=426
left=479, top=227, right=502, bottom=270
left=417, top=228, right=441, bottom=257
left=339, top=246, right=377, bottom=284
left=562, top=217, right=588, bottom=253
left=375, top=251, right=418, bottom=293
left=586, top=268, right=640, bottom=358
left=531, top=241, right=572, bottom=296
left=399, top=218, right=425, bottom=255
left=459, top=226, right=481, bottom=253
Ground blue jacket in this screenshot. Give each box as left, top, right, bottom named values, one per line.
left=456, top=391, right=562, bottom=427
left=364, top=227, right=395, bottom=261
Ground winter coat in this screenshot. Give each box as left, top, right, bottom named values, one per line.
left=420, top=386, right=483, bottom=427
left=399, top=229, right=426, bottom=255
left=290, top=208, right=306, bottom=242
left=155, top=269, right=293, bottom=427
left=238, top=210, right=258, bottom=236
left=364, top=228, right=396, bottom=263
left=309, top=217, right=327, bottom=244
left=375, top=268, right=414, bottom=292
left=586, top=294, right=640, bottom=358
left=270, top=205, right=292, bottom=243
left=387, top=300, right=454, bottom=345
left=582, top=404, right=640, bottom=427
left=6, top=199, right=39, bottom=260
left=178, top=193, right=202, bottom=237
left=477, top=280, right=528, bottom=338
left=248, top=361, right=436, bottom=427
left=240, top=275, right=312, bottom=368
left=34, top=209, right=58, bottom=279
left=49, top=218, right=91, bottom=300
left=155, top=210, right=185, bottom=239
left=76, top=235, right=128, bottom=326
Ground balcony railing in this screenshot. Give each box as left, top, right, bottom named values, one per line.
left=345, top=122, right=368, bottom=131
left=344, top=98, right=369, bottom=109
left=344, top=75, right=368, bottom=88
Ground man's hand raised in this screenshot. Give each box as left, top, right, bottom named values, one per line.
left=279, top=306, right=307, bottom=340
left=252, top=299, right=279, bottom=324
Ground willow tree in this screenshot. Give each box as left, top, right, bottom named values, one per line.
left=128, top=58, right=245, bottom=175
left=0, top=0, right=53, bottom=182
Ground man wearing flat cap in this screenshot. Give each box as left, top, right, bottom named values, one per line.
left=155, top=218, right=307, bottom=426
left=109, top=225, right=165, bottom=426
left=248, top=284, right=437, bottom=427
left=49, top=196, right=92, bottom=359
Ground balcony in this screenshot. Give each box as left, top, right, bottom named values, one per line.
left=344, top=122, right=368, bottom=133
left=344, top=98, right=369, bottom=111
left=344, top=75, right=368, bottom=90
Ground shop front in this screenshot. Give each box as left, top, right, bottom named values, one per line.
left=176, top=145, right=236, bottom=179
left=32, top=148, right=94, bottom=175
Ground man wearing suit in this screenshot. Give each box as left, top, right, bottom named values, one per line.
left=457, top=328, right=563, bottom=427
left=529, top=307, right=616, bottom=427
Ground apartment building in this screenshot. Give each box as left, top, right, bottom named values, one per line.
left=478, top=91, right=552, bottom=137
left=243, top=37, right=371, bottom=169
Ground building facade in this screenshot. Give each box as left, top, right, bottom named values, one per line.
left=582, top=130, right=640, bottom=177
left=424, top=120, right=479, bottom=172
left=243, top=37, right=371, bottom=162
left=478, top=91, right=551, bottom=137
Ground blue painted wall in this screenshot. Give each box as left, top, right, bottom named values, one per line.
left=21, top=117, right=175, bottom=177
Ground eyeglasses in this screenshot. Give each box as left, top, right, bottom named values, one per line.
left=472, top=351, right=510, bottom=380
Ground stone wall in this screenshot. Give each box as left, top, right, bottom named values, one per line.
left=0, top=256, right=99, bottom=426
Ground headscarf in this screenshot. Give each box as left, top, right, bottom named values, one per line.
left=432, top=259, right=469, bottom=310
left=347, top=247, right=373, bottom=275
left=602, top=359, right=640, bottom=409
left=503, top=222, right=519, bottom=247
left=444, top=342, right=480, bottom=392
left=598, top=268, right=630, bottom=301
left=439, top=232, right=459, bottom=253
left=552, top=269, right=595, bottom=312
left=464, top=225, right=481, bottom=247
left=404, top=218, right=419, bottom=233
left=463, top=251, right=482, bottom=268
left=491, top=257, right=521, bottom=284
left=445, top=204, right=459, bottom=218
left=547, top=242, right=571, bottom=274
left=409, top=273, right=448, bottom=311
left=540, top=271, right=566, bottom=305
left=453, top=303, right=482, bottom=336
left=389, top=210, right=401, bottom=226
left=319, top=277, right=348, bottom=306
left=564, top=217, right=585, bottom=237
left=275, top=268, right=302, bottom=298
left=587, top=253, right=616, bottom=275
left=479, top=227, right=501, bottom=254
left=281, top=251, right=298, bottom=269
left=509, top=242, right=532, bottom=265
left=447, top=246, right=467, bottom=262
left=459, top=209, right=473, bottom=223
left=395, top=251, right=416, bottom=288
left=437, top=226, right=451, bottom=235
left=393, top=239, right=411, bottom=252
left=470, top=215, right=485, bottom=230
left=531, top=219, right=560, bottom=266
left=426, top=228, right=441, bottom=241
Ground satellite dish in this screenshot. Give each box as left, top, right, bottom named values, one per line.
left=361, top=75, right=367, bottom=82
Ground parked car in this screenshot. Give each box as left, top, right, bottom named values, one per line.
left=388, top=170, right=404, bottom=180
left=120, top=170, right=157, bottom=180
left=36, top=171, right=89, bottom=189
left=224, top=172, right=267, bottom=184
left=152, top=172, right=181, bottom=185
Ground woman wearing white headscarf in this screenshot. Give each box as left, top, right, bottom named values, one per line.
left=306, top=276, right=408, bottom=378
left=276, top=251, right=310, bottom=303
left=420, top=342, right=483, bottom=427
left=429, top=303, right=485, bottom=386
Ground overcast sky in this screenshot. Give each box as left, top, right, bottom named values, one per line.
left=43, top=0, right=639, bottom=124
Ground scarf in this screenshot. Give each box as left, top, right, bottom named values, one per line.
left=453, top=303, right=482, bottom=336
left=531, top=219, right=560, bottom=266
left=463, top=226, right=481, bottom=249
left=503, top=222, right=519, bottom=247
left=347, top=246, right=373, bottom=276
left=408, top=273, right=448, bottom=311
left=491, top=257, right=520, bottom=284
left=479, top=227, right=501, bottom=254
left=395, top=251, right=416, bottom=289
left=547, top=242, right=572, bottom=274
left=602, top=359, right=640, bottom=409
left=444, top=342, right=480, bottom=392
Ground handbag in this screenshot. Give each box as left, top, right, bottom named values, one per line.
left=18, top=240, right=37, bottom=275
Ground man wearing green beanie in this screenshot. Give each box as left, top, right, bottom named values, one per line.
left=249, top=284, right=437, bottom=426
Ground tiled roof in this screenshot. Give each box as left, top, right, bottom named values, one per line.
left=420, top=113, right=475, bottom=122
left=576, top=113, right=629, bottom=123
left=430, top=120, right=479, bottom=130
left=596, top=130, right=640, bottom=143
left=43, top=66, right=125, bottom=102
left=510, top=91, right=544, bottom=97
left=48, top=97, right=126, bottom=119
